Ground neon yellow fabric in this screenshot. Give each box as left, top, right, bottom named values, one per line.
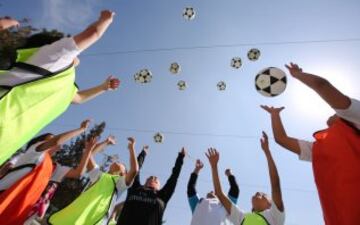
left=0, top=48, right=77, bottom=165
left=107, top=218, right=117, bottom=225
left=241, top=213, right=269, bottom=225
left=49, top=173, right=119, bottom=225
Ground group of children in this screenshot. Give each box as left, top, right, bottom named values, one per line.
left=0, top=9, right=359, bottom=225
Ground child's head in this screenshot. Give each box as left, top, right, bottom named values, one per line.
left=109, top=162, right=126, bottom=176
left=251, top=192, right=272, bottom=212
left=206, top=191, right=217, bottom=199
left=145, top=176, right=161, bottom=190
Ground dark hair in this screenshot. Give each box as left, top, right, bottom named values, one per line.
left=26, top=133, right=54, bottom=149
left=21, top=31, right=65, bottom=49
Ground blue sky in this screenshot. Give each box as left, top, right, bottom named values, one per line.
left=2, top=0, right=360, bottom=224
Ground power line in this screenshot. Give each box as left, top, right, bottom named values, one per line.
left=49, top=123, right=264, bottom=140
left=82, top=37, right=360, bottom=57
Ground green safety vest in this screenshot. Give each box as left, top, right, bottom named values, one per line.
left=49, top=173, right=120, bottom=225
left=0, top=48, right=77, bottom=165
left=241, top=212, right=270, bottom=225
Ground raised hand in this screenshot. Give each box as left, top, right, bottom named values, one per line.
left=180, top=147, right=187, bottom=156
left=102, top=76, right=120, bottom=91
left=85, top=137, right=98, bottom=152
left=225, top=168, right=232, bottom=177
left=99, top=10, right=115, bottom=22
left=106, top=135, right=116, bottom=145
left=80, top=119, right=91, bottom=130
left=128, top=137, right=136, bottom=150
left=285, top=62, right=304, bottom=78
left=260, top=131, right=270, bottom=154
left=142, top=145, right=149, bottom=154
left=206, top=148, right=219, bottom=167
left=260, top=105, right=285, bottom=115
left=194, top=159, right=204, bottom=174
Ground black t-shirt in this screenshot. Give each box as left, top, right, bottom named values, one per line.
left=117, top=151, right=184, bottom=225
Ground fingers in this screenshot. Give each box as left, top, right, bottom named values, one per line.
left=262, top=131, right=268, bottom=140
left=127, top=137, right=135, bottom=143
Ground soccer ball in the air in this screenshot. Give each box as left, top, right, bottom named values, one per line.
left=255, top=67, right=287, bottom=97
left=247, top=48, right=261, bottom=61
left=134, top=69, right=152, bottom=84
left=183, top=7, right=196, bottom=20
left=231, top=57, right=242, bottom=69
left=154, top=132, right=164, bottom=143
left=177, top=80, right=187, bottom=90
left=170, top=62, right=181, bottom=74
left=217, top=81, right=226, bottom=91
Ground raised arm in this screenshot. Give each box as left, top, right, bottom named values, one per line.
left=0, top=16, right=19, bottom=30
left=72, top=76, right=120, bottom=104
left=286, top=63, right=351, bottom=109
left=73, top=10, right=115, bottom=51
left=225, top=169, right=239, bottom=204
left=261, top=131, right=284, bottom=212
left=125, top=137, right=139, bottom=186
left=206, top=148, right=233, bottom=214
left=86, top=135, right=116, bottom=172
left=261, top=105, right=301, bottom=155
left=66, top=137, right=97, bottom=178
left=130, top=145, right=148, bottom=189
left=158, top=148, right=186, bottom=203
left=37, top=119, right=91, bottom=152
left=187, top=159, right=203, bottom=213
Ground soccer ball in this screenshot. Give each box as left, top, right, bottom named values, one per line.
left=247, top=48, right=261, bottom=61
left=217, top=81, right=226, bottom=91
left=134, top=69, right=152, bottom=84
left=177, top=80, right=187, bottom=90
left=154, top=132, right=164, bottom=143
left=231, top=57, right=242, bottom=69
left=170, top=62, right=181, bottom=74
left=255, top=67, right=287, bottom=97
left=183, top=7, right=196, bottom=20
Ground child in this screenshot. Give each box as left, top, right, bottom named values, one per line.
left=49, top=137, right=139, bottom=225
left=261, top=63, right=360, bottom=225
left=0, top=10, right=120, bottom=165
left=187, top=159, right=239, bottom=225
left=206, top=132, right=285, bottom=225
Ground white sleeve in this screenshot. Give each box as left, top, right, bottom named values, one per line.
left=87, top=165, right=102, bottom=184
left=51, top=164, right=71, bottom=182
left=261, top=203, right=285, bottom=225
left=116, top=176, right=129, bottom=192
left=297, top=140, right=313, bottom=162
left=228, top=203, right=245, bottom=224
left=335, top=98, right=360, bottom=129
left=27, top=37, right=81, bottom=73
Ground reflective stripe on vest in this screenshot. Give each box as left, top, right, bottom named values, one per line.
left=241, top=212, right=270, bottom=225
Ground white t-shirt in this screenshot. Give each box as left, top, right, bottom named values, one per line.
left=191, top=198, right=232, bottom=225
left=87, top=165, right=129, bottom=225
left=0, top=37, right=81, bottom=87
left=229, top=203, right=285, bottom=225
left=298, top=98, right=360, bottom=162
left=0, top=142, right=44, bottom=190
left=51, top=163, right=71, bottom=183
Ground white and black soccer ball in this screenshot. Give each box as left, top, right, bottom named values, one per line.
left=177, top=80, right=187, bottom=90
left=170, top=62, right=181, bottom=74
left=247, top=48, right=261, bottom=61
left=217, top=81, right=226, bottom=91
left=134, top=69, right=152, bottom=84
left=231, top=57, right=242, bottom=69
left=154, top=132, right=164, bottom=143
left=255, top=67, right=287, bottom=97
left=183, top=7, right=196, bottom=20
